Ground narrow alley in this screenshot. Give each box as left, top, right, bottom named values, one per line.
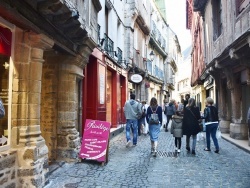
left=45, top=129, right=250, bottom=188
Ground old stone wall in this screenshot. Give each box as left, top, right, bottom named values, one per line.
left=0, top=150, right=17, bottom=188
left=41, top=55, right=59, bottom=163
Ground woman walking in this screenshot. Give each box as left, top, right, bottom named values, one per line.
left=146, top=97, right=162, bottom=157
left=203, top=97, right=220, bottom=153
left=182, top=98, right=201, bottom=155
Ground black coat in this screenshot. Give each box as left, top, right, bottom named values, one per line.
left=182, top=106, right=201, bottom=136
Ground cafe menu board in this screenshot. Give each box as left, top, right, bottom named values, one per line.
left=79, top=119, right=111, bottom=162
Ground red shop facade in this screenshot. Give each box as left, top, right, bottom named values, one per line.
left=82, top=48, right=127, bottom=135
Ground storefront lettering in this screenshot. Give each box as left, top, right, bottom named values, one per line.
left=85, top=120, right=109, bottom=132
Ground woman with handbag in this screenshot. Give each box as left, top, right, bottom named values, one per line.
left=146, top=97, right=162, bottom=157
left=182, top=98, right=201, bottom=155
left=203, top=97, right=220, bottom=153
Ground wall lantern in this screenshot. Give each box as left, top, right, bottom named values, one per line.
left=150, top=51, right=155, bottom=61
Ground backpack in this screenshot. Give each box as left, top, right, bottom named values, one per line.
left=0, top=98, right=5, bottom=119
left=149, top=106, right=159, bottom=125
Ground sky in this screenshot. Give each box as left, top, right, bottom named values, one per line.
left=165, top=0, right=192, bottom=52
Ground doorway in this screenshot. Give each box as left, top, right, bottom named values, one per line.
left=106, top=70, right=112, bottom=123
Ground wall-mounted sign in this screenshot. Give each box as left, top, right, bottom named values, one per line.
left=131, top=74, right=143, bottom=83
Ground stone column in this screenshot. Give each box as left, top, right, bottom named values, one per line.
left=12, top=31, right=54, bottom=187
left=210, top=65, right=231, bottom=133
left=245, top=68, right=250, bottom=145
left=56, top=55, right=86, bottom=162
left=224, top=68, right=248, bottom=139
left=54, top=40, right=94, bottom=162
left=218, top=79, right=231, bottom=133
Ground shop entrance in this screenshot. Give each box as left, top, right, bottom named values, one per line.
left=106, top=70, right=112, bottom=123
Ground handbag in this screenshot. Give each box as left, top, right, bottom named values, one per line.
left=0, top=98, right=5, bottom=119
left=216, top=125, right=221, bottom=139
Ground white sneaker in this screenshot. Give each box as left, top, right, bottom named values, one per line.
left=126, top=140, right=131, bottom=148
left=177, top=149, right=181, bottom=153
left=175, top=147, right=178, bottom=151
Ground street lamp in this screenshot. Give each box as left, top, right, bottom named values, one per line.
left=149, top=51, right=155, bottom=61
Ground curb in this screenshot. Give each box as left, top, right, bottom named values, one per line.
left=109, top=126, right=124, bottom=140
left=222, top=136, right=250, bottom=154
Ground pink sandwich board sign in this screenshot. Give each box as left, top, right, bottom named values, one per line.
left=79, top=119, right=111, bottom=163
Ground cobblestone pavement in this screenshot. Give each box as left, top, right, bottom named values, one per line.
left=45, top=128, right=250, bottom=188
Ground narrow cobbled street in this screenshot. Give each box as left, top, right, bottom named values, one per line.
left=45, top=128, right=250, bottom=188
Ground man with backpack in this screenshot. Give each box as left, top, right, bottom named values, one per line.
left=123, top=93, right=142, bottom=147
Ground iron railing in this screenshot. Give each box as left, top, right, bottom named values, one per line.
left=104, top=33, right=114, bottom=57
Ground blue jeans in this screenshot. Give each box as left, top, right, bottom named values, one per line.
left=206, top=123, right=219, bottom=150
left=186, top=134, right=197, bottom=151
left=126, top=119, right=138, bottom=145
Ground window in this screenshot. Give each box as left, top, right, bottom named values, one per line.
left=0, top=19, right=14, bottom=152
left=212, top=0, right=222, bottom=40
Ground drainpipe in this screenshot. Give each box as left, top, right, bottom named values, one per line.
left=202, top=14, right=207, bottom=66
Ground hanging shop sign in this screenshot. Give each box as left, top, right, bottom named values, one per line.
left=131, top=74, right=143, bottom=83
left=79, top=119, right=111, bottom=164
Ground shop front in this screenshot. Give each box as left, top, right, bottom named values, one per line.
left=83, top=48, right=127, bottom=133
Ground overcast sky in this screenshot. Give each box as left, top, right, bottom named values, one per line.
left=165, top=0, right=191, bottom=52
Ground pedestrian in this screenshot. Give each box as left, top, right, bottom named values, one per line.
left=164, top=99, right=176, bottom=132
left=139, top=100, right=147, bottom=135
left=136, top=99, right=142, bottom=136
left=203, top=97, right=220, bottom=153
left=176, top=99, right=184, bottom=116
left=146, top=97, right=162, bottom=157
left=171, top=114, right=183, bottom=153
left=144, top=101, right=150, bottom=134
left=173, top=99, right=178, bottom=111
left=248, top=107, right=250, bottom=135
left=123, top=93, right=142, bottom=147
left=182, top=98, right=201, bottom=155
left=183, top=94, right=190, bottom=108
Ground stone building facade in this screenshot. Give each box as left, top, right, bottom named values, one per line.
left=187, top=0, right=250, bottom=145
left=124, top=0, right=151, bottom=101
left=0, top=0, right=101, bottom=187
